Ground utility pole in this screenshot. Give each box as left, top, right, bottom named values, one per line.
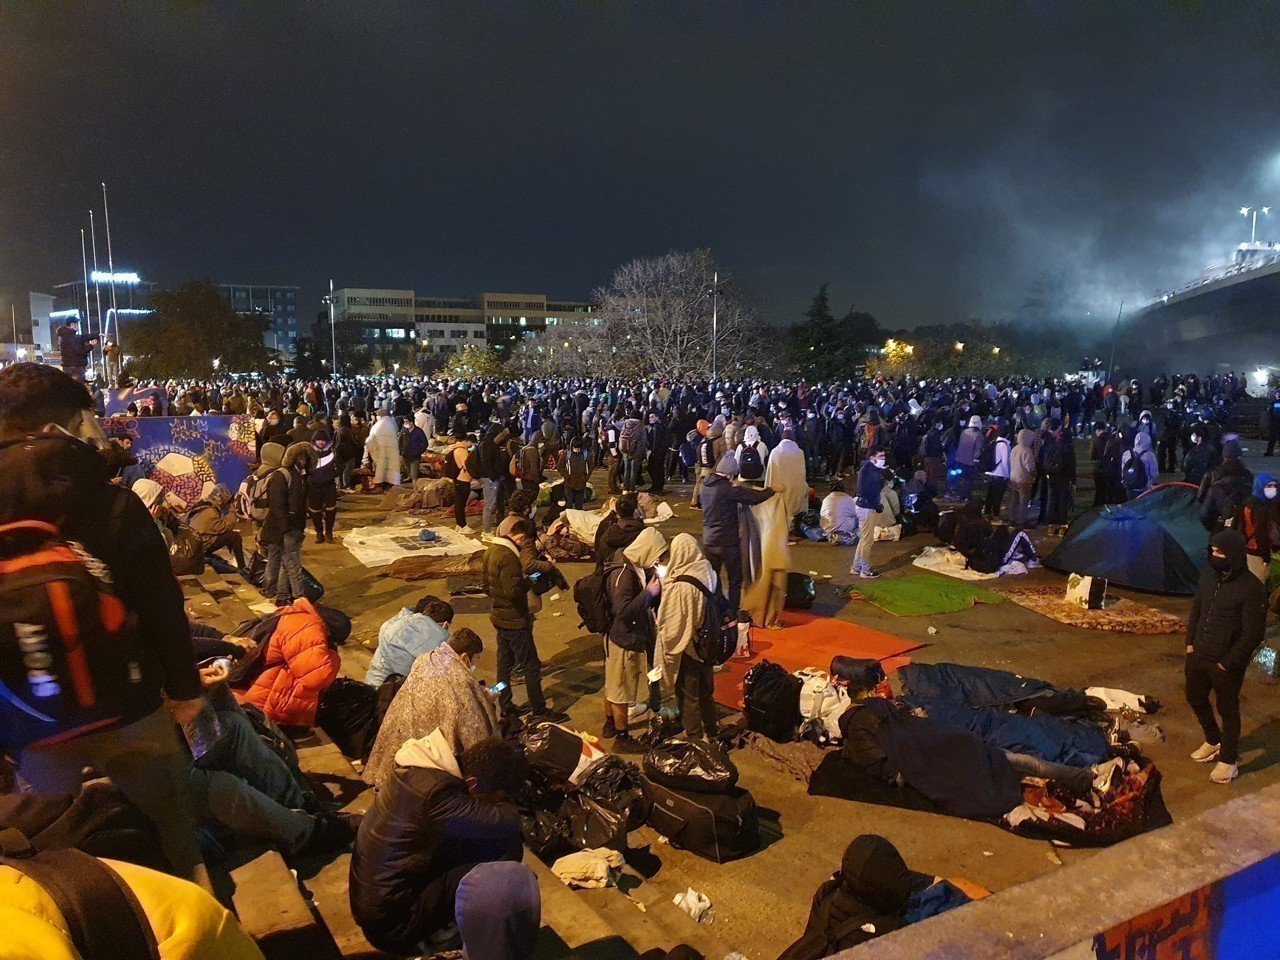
left=80, top=229, right=95, bottom=377
left=11, top=303, right=17, bottom=360
left=1105, top=300, right=1125, bottom=386
left=90, top=211, right=105, bottom=369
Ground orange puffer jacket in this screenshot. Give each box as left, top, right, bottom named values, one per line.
left=238, top=598, right=341, bottom=727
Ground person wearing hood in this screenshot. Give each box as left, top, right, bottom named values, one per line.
left=363, top=408, right=401, bottom=488
left=765, top=429, right=808, bottom=527
left=132, top=476, right=182, bottom=544
left=349, top=732, right=526, bottom=955
left=700, top=453, right=775, bottom=613
left=1182, top=426, right=1217, bottom=488
left=453, top=862, right=541, bottom=960
left=777, top=834, right=975, bottom=960
left=655, top=533, right=720, bottom=741
left=690, top=418, right=723, bottom=508
left=594, top=492, right=646, bottom=564
left=1120, top=431, right=1160, bottom=501
left=954, top=415, right=985, bottom=501
left=1237, top=473, right=1278, bottom=582
left=363, top=628, right=503, bottom=791
left=982, top=425, right=1011, bottom=519
left=482, top=517, right=565, bottom=723
left=1185, top=529, right=1267, bottom=784
left=602, top=527, right=667, bottom=744
left=735, top=423, right=770, bottom=486
left=183, top=482, right=246, bottom=568
left=308, top=429, right=340, bottom=543
left=260, top=441, right=311, bottom=606
left=1200, top=456, right=1252, bottom=532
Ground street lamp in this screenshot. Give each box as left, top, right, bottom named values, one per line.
left=991, top=346, right=1000, bottom=355
left=1240, top=206, right=1271, bottom=244
left=954, top=342, right=965, bottom=352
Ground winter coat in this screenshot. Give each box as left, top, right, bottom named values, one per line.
left=1120, top=433, right=1160, bottom=495
left=954, top=427, right=984, bottom=468
left=363, top=644, right=502, bottom=790
left=984, top=436, right=1011, bottom=480
left=365, top=609, right=449, bottom=688
left=260, top=465, right=306, bottom=545
left=654, top=533, right=717, bottom=689
left=56, top=325, right=91, bottom=367
left=1239, top=472, right=1277, bottom=562
left=558, top=449, right=589, bottom=490
left=700, top=473, right=774, bottom=551
left=239, top=598, right=341, bottom=727
left=0, top=855, right=265, bottom=960
left=854, top=460, right=884, bottom=510
left=350, top=731, right=521, bottom=955
left=482, top=538, right=531, bottom=630
left=1186, top=529, right=1267, bottom=671
left=594, top=513, right=645, bottom=564
left=1200, top=465, right=1253, bottom=532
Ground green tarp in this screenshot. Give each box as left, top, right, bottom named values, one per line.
left=840, top=575, right=1007, bottom=617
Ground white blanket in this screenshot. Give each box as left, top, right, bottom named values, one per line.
left=342, top=523, right=485, bottom=568
left=912, top=545, right=1027, bottom=580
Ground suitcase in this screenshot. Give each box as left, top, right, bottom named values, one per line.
left=640, top=773, right=759, bottom=863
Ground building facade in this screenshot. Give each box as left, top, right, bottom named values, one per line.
left=328, top=287, right=596, bottom=360
left=217, top=283, right=300, bottom=354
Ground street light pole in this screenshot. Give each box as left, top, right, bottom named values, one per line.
left=101, top=183, right=120, bottom=345
left=79, top=229, right=95, bottom=378
left=89, top=211, right=105, bottom=369
left=711, top=270, right=719, bottom=382
left=328, top=279, right=338, bottom=375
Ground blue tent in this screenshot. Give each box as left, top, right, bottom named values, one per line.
left=1045, top=483, right=1207, bottom=595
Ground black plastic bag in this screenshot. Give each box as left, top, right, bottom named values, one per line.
left=315, top=677, right=378, bottom=759
left=169, top=530, right=205, bottom=576
left=643, top=734, right=739, bottom=794
left=562, top=792, right=629, bottom=850
left=785, top=572, right=816, bottom=610
left=579, top=755, right=648, bottom=830
left=520, top=721, right=591, bottom=784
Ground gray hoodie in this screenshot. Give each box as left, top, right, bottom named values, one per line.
left=1010, top=429, right=1037, bottom=484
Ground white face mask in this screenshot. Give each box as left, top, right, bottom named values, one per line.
left=1266, top=487, right=1278, bottom=500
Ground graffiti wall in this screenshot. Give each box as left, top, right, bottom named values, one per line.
left=102, top=415, right=256, bottom=507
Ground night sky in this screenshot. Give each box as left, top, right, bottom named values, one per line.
left=3, top=3, right=1279, bottom=333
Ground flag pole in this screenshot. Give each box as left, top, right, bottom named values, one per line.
left=101, top=182, right=120, bottom=345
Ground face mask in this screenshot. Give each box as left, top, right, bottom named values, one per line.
left=1208, top=553, right=1231, bottom=573
left=469, top=663, right=478, bottom=674
left=874, top=458, right=886, bottom=468
left=1267, top=487, right=1278, bottom=500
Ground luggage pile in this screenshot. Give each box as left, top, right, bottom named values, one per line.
left=744, top=657, right=887, bottom=746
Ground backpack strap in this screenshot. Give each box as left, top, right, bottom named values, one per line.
left=673, top=575, right=713, bottom=598
left=0, top=845, right=160, bottom=960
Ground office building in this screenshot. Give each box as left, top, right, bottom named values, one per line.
left=28, top=292, right=55, bottom=354
left=218, top=283, right=300, bottom=354
left=328, top=287, right=596, bottom=357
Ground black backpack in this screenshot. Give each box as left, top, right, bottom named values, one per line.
left=698, top=437, right=717, bottom=468
left=574, top=562, right=622, bottom=635
left=739, top=445, right=764, bottom=481
left=1042, top=438, right=1067, bottom=475
left=1121, top=452, right=1147, bottom=493
left=674, top=576, right=737, bottom=666
left=743, top=659, right=803, bottom=742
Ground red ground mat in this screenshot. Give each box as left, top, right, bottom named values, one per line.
left=713, top=610, right=927, bottom=710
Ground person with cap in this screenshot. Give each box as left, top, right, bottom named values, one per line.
left=1185, top=529, right=1268, bottom=784
left=602, top=526, right=667, bottom=745
left=308, top=428, right=340, bottom=542
left=954, top=415, right=985, bottom=502
left=699, top=452, right=775, bottom=613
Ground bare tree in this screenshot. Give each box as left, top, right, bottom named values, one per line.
left=588, top=249, right=759, bottom=378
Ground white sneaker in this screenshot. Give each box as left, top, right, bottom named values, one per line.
left=1190, top=742, right=1220, bottom=763
left=628, top=703, right=651, bottom=721
left=1210, top=761, right=1238, bottom=784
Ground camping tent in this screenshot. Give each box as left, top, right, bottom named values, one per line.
left=1044, top=483, right=1207, bottom=595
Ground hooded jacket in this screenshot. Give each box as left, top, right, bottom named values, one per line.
left=238, top=598, right=341, bottom=727
left=1186, top=529, right=1267, bottom=671
left=1120, top=433, right=1159, bottom=494
left=606, top=527, right=666, bottom=653
left=776, top=834, right=933, bottom=960
left=654, top=533, right=717, bottom=687
left=1200, top=459, right=1253, bottom=532
left=349, top=729, right=521, bottom=955
left=1012, top=430, right=1038, bottom=484
left=1239, top=472, right=1277, bottom=561
left=700, top=472, right=775, bottom=550
left=954, top=425, right=985, bottom=468
left=483, top=537, right=532, bottom=630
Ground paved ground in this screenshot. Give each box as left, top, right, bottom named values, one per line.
left=204, top=439, right=1280, bottom=959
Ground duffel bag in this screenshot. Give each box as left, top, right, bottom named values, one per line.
left=640, top=774, right=760, bottom=863
left=743, top=659, right=802, bottom=743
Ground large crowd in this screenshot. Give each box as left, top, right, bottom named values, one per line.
left=0, top=359, right=1274, bottom=960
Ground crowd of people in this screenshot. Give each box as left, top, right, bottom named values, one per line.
left=0, top=358, right=1272, bottom=960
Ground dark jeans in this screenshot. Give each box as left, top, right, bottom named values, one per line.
left=955, top=463, right=978, bottom=501
left=1045, top=477, right=1073, bottom=525
left=983, top=477, right=1008, bottom=518
left=565, top=486, right=586, bottom=510
left=202, top=529, right=246, bottom=568
left=1158, top=440, right=1180, bottom=473
left=496, top=626, right=545, bottom=713
left=677, top=654, right=717, bottom=740
left=704, top=545, right=743, bottom=614
left=264, top=529, right=305, bottom=602
left=1185, top=655, right=1245, bottom=763
left=308, top=483, right=338, bottom=538
left=453, top=480, right=470, bottom=528
left=341, top=456, right=362, bottom=489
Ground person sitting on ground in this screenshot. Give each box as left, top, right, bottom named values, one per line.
left=776, top=834, right=979, bottom=960
left=349, top=733, right=526, bottom=956
left=182, top=483, right=247, bottom=570
left=236, top=598, right=343, bottom=730
left=819, top=480, right=858, bottom=545
left=902, top=470, right=940, bottom=531
left=366, top=596, right=455, bottom=687
left=453, top=862, right=542, bottom=960
left=364, top=628, right=501, bottom=790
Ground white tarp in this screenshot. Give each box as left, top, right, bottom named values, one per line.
left=342, top=523, right=485, bottom=568
left=911, top=545, right=1028, bottom=581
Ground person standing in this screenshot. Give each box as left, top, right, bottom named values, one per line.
left=56, top=319, right=96, bottom=383
left=478, top=422, right=510, bottom=535
left=0, top=363, right=209, bottom=889
left=699, top=453, right=775, bottom=612
left=954, top=416, right=985, bottom=502
left=482, top=518, right=565, bottom=722
left=1185, top=530, right=1267, bottom=784
left=558, top=437, right=590, bottom=510
left=982, top=425, right=1011, bottom=519
left=655, top=534, right=720, bottom=741
left=645, top=410, right=668, bottom=493
left=851, top=447, right=886, bottom=579
left=401, top=416, right=429, bottom=484
left=262, top=442, right=310, bottom=606
left=103, top=336, right=123, bottom=387
left=445, top=430, right=476, bottom=533
left=603, top=527, right=666, bottom=745
left=364, top=408, right=401, bottom=489
left=1237, top=473, right=1278, bottom=583
left=1266, top=386, right=1280, bottom=457
left=307, top=429, right=340, bottom=543
left=1039, top=420, right=1076, bottom=536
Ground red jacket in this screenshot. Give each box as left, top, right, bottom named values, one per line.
left=238, top=598, right=340, bottom=727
